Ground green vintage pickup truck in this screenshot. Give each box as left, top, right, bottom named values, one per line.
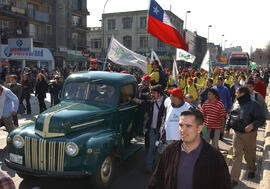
left=5, top=71, right=145, bottom=188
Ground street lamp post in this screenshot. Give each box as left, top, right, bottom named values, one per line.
left=102, top=0, right=110, bottom=61
left=221, top=34, right=224, bottom=50
left=207, top=25, right=212, bottom=43
left=185, top=11, right=191, bottom=30
left=224, top=40, right=228, bottom=50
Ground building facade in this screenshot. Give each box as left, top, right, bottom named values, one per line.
left=0, top=0, right=89, bottom=71
left=87, top=10, right=184, bottom=68
left=184, top=30, right=207, bottom=67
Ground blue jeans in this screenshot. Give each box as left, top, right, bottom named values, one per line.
left=145, top=129, right=159, bottom=167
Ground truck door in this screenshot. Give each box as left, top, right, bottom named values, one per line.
left=117, top=84, right=138, bottom=146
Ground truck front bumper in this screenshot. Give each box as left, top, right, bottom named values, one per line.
left=4, top=159, right=91, bottom=178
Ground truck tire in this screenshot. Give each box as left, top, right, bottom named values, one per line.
left=91, top=155, right=118, bottom=189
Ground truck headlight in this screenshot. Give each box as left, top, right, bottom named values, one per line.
left=13, top=135, right=24, bottom=149
left=66, top=142, right=79, bottom=157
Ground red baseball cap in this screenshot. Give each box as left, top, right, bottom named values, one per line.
left=143, top=75, right=151, bottom=81
left=90, top=59, right=98, bottom=63
left=167, top=88, right=184, bottom=99
left=188, top=77, right=193, bottom=82
left=120, top=71, right=128, bottom=74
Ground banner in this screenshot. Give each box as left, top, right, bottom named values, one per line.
left=176, top=48, right=196, bottom=63
left=107, top=37, right=147, bottom=73
left=201, top=50, right=212, bottom=76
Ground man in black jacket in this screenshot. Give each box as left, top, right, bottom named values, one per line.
left=225, top=86, right=265, bottom=187
left=148, top=109, right=231, bottom=189
left=133, top=84, right=166, bottom=172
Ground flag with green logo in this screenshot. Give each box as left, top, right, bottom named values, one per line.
left=107, top=37, right=148, bottom=73
left=249, top=61, right=257, bottom=70
left=176, top=48, right=196, bottom=63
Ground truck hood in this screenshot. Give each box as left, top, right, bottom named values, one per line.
left=35, top=102, right=113, bottom=138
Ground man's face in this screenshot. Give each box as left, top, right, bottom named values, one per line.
left=151, top=91, right=160, bottom=100
left=179, top=115, right=202, bottom=144
left=90, top=61, right=98, bottom=69
left=207, top=81, right=212, bottom=87
left=9, top=77, right=16, bottom=84
left=254, top=77, right=260, bottom=84
left=216, top=79, right=222, bottom=87
left=235, top=88, right=244, bottom=98
left=188, top=81, right=193, bottom=86
left=234, top=78, right=238, bottom=84
left=207, top=91, right=215, bottom=101
left=5, top=75, right=10, bottom=83
left=170, top=94, right=182, bottom=105
left=144, top=80, right=150, bottom=86
left=245, top=84, right=254, bottom=94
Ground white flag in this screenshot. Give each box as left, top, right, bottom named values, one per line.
left=151, top=49, right=163, bottom=69
left=176, top=48, right=196, bottom=63
left=107, top=37, right=147, bottom=73
left=200, top=50, right=211, bottom=72
left=172, top=59, right=179, bottom=87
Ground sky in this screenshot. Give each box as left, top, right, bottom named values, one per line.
left=87, top=0, right=270, bottom=52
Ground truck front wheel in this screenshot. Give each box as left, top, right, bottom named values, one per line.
left=91, top=155, right=118, bottom=188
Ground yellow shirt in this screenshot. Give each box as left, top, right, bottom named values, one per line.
left=194, top=77, right=205, bottom=90
left=179, top=78, right=186, bottom=90
left=150, top=68, right=160, bottom=84
left=185, top=84, right=198, bottom=100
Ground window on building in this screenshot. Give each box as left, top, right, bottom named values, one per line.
left=72, top=15, right=82, bottom=26
left=122, top=17, right=132, bottom=29
left=107, top=19, right=115, bottom=30
left=157, top=40, right=165, bottom=49
left=140, top=17, right=146, bottom=29
left=27, top=3, right=38, bottom=18
left=123, top=36, right=132, bottom=49
left=0, top=0, right=10, bottom=5
left=91, top=39, right=101, bottom=49
left=46, top=24, right=52, bottom=34
left=139, top=36, right=147, bottom=49
left=0, top=20, right=9, bottom=29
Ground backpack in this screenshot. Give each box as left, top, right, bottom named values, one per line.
left=154, top=70, right=168, bottom=88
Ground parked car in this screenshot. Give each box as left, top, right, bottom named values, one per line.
left=5, top=71, right=144, bottom=188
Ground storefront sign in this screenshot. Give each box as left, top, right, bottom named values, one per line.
left=8, top=38, right=33, bottom=52
left=11, top=7, right=26, bottom=14
left=0, top=45, right=54, bottom=61
left=82, top=49, right=91, bottom=57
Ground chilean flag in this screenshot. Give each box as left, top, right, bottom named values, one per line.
left=147, top=0, right=188, bottom=51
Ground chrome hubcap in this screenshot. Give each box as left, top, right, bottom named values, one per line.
left=101, top=157, right=112, bottom=183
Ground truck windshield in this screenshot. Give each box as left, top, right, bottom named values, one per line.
left=63, top=82, right=116, bottom=104
left=229, top=57, right=248, bottom=66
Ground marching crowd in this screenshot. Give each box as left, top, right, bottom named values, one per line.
left=0, top=58, right=270, bottom=188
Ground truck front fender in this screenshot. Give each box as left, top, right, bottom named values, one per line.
left=84, top=130, right=122, bottom=174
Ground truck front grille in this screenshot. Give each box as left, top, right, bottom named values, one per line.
left=24, top=137, right=66, bottom=172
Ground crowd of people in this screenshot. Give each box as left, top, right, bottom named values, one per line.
left=0, top=58, right=270, bottom=188
left=133, top=59, right=269, bottom=188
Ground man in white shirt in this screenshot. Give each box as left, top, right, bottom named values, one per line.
left=162, top=88, right=191, bottom=143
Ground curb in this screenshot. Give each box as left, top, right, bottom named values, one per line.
left=260, top=97, right=270, bottom=189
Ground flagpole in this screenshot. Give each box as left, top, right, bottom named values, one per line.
left=103, top=34, right=114, bottom=71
